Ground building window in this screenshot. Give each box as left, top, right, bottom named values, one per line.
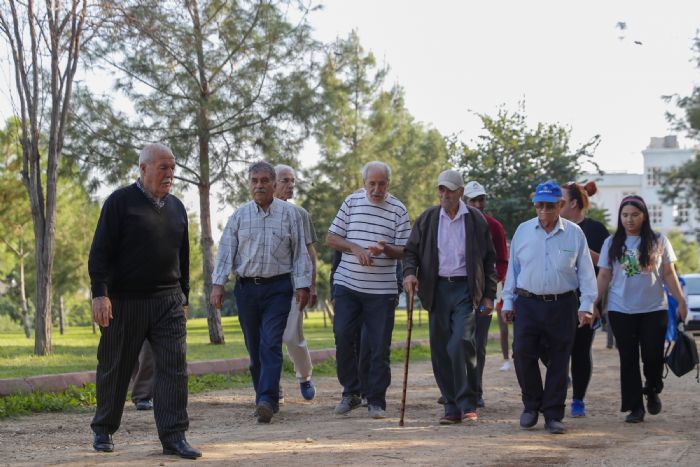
left=649, top=204, right=663, bottom=225
left=622, top=191, right=637, bottom=197
left=674, top=203, right=690, bottom=224
left=646, top=167, right=662, bottom=186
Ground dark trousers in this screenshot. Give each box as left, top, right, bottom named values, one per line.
left=608, top=310, right=667, bottom=412
left=131, top=340, right=155, bottom=403
left=571, top=324, right=595, bottom=401
left=91, top=293, right=189, bottom=443
left=513, top=294, right=577, bottom=421
left=357, top=296, right=399, bottom=397
left=333, top=285, right=396, bottom=409
left=429, top=279, right=477, bottom=415
left=475, top=312, right=492, bottom=399
left=234, top=277, right=294, bottom=411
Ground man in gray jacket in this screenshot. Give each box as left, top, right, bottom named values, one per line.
left=403, top=170, right=497, bottom=424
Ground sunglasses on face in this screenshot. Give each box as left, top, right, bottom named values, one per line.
left=534, top=202, right=558, bottom=211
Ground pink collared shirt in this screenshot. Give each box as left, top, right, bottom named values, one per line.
left=438, top=200, right=469, bottom=277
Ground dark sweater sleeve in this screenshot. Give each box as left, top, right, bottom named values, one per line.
left=402, top=212, right=423, bottom=278
left=88, top=193, right=121, bottom=298
left=179, top=204, right=190, bottom=305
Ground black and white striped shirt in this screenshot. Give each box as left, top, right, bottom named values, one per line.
left=328, top=191, right=410, bottom=295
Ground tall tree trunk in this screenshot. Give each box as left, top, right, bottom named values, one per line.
left=18, top=247, right=31, bottom=339
left=59, top=295, right=65, bottom=335
left=199, top=183, right=224, bottom=344
left=33, top=254, right=53, bottom=355
left=189, top=0, right=224, bottom=344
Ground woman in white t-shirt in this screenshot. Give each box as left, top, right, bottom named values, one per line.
left=596, top=195, right=687, bottom=424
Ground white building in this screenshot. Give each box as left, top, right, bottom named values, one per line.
left=586, top=136, right=698, bottom=237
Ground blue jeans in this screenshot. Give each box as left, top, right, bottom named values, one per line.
left=429, top=279, right=477, bottom=415
left=234, top=277, right=293, bottom=411
left=333, top=285, right=396, bottom=409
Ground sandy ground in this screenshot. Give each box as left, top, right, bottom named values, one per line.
left=1, top=335, right=699, bottom=466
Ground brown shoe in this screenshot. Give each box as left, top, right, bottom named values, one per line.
left=439, top=413, right=462, bottom=425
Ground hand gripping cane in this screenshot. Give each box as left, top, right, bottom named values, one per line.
left=399, top=290, right=414, bottom=427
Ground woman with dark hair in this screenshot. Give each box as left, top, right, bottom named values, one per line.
left=596, top=195, right=687, bottom=423
left=560, top=181, right=609, bottom=418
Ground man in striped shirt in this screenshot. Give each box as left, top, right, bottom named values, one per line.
left=210, top=161, right=312, bottom=424
left=326, top=161, right=411, bottom=419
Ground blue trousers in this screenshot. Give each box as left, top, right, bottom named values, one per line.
left=234, top=277, right=293, bottom=411
left=513, top=294, right=577, bottom=421
left=333, top=285, right=396, bottom=409
left=429, top=279, right=477, bottom=415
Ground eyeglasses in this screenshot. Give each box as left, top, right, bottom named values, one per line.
left=534, top=202, right=559, bottom=211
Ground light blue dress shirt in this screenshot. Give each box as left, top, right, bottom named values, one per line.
left=502, top=217, right=597, bottom=312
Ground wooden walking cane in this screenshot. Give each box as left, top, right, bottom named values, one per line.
left=399, top=290, right=414, bottom=427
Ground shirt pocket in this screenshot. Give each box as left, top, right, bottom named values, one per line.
left=270, top=230, right=292, bottom=263
left=237, top=231, right=253, bottom=260
left=555, top=249, right=577, bottom=271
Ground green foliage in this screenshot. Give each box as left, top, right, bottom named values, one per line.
left=448, top=103, right=601, bottom=237
left=658, top=153, right=700, bottom=241
left=0, top=384, right=96, bottom=419
left=303, top=31, right=449, bottom=274
left=666, top=230, right=700, bottom=275
left=587, top=202, right=612, bottom=229
left=68, top=0, right=319, bottom=199
left=660, top=32, right=700, bottom=241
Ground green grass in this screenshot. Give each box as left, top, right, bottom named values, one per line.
left=0, top=310, right=506, bottom=379
left=0, top=345, right=432, bottom=419
left=0, top=310, right=439, bottom=379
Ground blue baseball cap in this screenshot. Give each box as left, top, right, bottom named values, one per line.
left=532, top=180, right=562, bottom=203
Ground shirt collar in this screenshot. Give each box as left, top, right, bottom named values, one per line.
left=534, top=216, right=565, bottom=233
left=440, top=200, right=469, bottom=220
left=136, top=178, right=167, bottom=209
left=253, top=197, right=278, bottom=214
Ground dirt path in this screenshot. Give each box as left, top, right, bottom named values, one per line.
left=1, top=336, right=699, bottom=466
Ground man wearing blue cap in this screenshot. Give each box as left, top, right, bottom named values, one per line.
left=501, top=180, right=597, bottom=434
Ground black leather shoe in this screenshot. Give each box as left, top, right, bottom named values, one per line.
left=93, top=433, right=114, bottom=452
left=646, top=392, right=662, bottom=415
left=625, top=407, right=645, bottom=423
left=519, top=410, right=539, bottom=429
left=135, top=399, right=153, bottom=411
left=544, top=419, right=566, bottom=434
left=162, top=439, right=202, bottom=459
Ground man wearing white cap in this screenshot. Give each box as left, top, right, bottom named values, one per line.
left=464, top=181, right=510, bottom=408
left=403, top=170, right=497, bottom=424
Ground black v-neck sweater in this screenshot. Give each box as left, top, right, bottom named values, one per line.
left=88, top=184, right=190, bottom=302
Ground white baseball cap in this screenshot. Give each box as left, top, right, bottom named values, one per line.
left=464, top=181, right=487, bottom=198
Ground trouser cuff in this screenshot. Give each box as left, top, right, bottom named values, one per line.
left=159, top=431, right=185, bottom=444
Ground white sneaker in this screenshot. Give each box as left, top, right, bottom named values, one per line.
left=499, top=360, right=511, bottom=371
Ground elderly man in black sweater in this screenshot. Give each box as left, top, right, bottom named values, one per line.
left=88, top=143, right=201, bottom=459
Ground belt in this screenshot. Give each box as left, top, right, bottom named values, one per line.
left=516, top=288, right=577, bottom=302
left=239, top=273, right=291, bottom=285
left=438, top=276, right=468, bottom=282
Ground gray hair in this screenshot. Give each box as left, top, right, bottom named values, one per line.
left=274, top=164, right=295, bottom=178
left=138, top=143, right=173, bottom=165
left=361, top=161, right=391, bottom=182
left=249, top=161, right=276, bottom=182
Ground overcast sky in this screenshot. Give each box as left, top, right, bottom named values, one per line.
left=307, top=0, right=700, bottom=174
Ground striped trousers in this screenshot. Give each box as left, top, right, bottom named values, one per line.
left=91, top=292, right=189, bottom=443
